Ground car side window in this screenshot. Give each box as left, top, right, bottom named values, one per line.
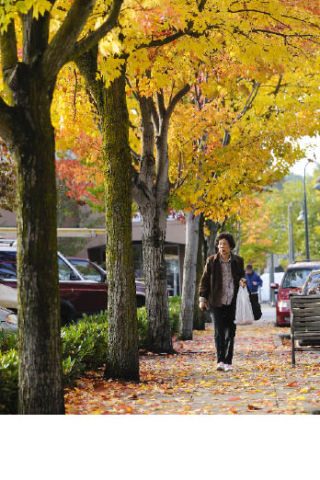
left=69, top=260, right=103, bottom=282
left=58, top=258, right=79, bottom=281
left=0, top=251, right=17, bottom=279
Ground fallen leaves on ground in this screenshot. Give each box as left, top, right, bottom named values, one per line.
left=64, top=319, right=320, bottom=415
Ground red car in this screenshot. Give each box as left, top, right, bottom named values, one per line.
left=0, top=241, right=145, bottom=325
left=67, top=257, right=145, bottom=307
left=271, top=261, right=320, bottom=326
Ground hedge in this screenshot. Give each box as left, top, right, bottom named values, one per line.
left=0, top=297, right=181, bottom=414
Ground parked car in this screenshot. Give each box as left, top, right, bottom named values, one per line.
left=0, top=242, right=107, bottom=324
left=271, top=261, right=320, bottom=326
left=0, top=306, right=18, bottom=333
left=67, top=257, right=146, bottom=307
left=0, top=240, right=145, bottom=325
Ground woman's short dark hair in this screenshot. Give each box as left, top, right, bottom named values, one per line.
left=215, top=232, right=236, bottom=250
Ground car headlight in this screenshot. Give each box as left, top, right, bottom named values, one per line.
left=278, top=300, right=290, bottom=310
left=6, top=314, right=18, bottom=325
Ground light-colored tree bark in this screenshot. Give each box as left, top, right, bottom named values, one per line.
left=193, top=214, right=207, bottom=330
left=179, top=211, right=200, bottom=340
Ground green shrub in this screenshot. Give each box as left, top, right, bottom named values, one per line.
left=61, top=312, right=109, bottom=385
left=137, top=307, right=148, bottom=348
left=168, top=296, right=181, bottom=335
left=0, top=349, right=18, bottom=414
left=0, top=297, right=182, bottom=413
left=137, top=296, right=181, bottom=348
left=0, top=330, right=18, bottom=353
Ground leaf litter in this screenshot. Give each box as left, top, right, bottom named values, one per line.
left=64, top=320, right=320, bottom=415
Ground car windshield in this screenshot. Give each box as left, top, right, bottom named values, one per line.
left=68, top=259, right=103, bottom=282
left=0, top=251, right=17, bottom=279
left=282, top=268, right=313, bottom=288
left=0, top=251, right=79, bottom=282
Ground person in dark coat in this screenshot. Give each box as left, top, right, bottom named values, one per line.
left=245, top=264, right=263, bottom=320
left=199, top=232, right=246, bottom=372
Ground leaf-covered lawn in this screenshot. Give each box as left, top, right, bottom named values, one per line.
left=64, top=320, right=320, bottom=414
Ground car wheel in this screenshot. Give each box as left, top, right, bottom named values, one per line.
left=136, top=296, right=145, bottom=308
left=60, top=300, right=77, bottom=326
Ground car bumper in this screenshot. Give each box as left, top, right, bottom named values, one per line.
left=276, top=309, right=291, bottom=326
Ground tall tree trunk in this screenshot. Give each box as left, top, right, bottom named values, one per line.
left=179, top=211, right=200, bottom=340
left=235, top=220, right=241, bottom=255
left=193, top=214, right=206, bottom=330
left=15, top=86, right=64, bottom=414
left=133, top=96, right=173, bottom=354
left=206, top=219, right=220, bottom=256
left=102, top=68, right=139, bottom=381
left=141, top=201, right=173, bottom=353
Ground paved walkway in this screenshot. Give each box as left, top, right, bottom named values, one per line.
left=65, top=304, right=320, bottom=414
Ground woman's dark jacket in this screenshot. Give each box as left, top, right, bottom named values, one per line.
left=199, top=253, right=245, bottom=307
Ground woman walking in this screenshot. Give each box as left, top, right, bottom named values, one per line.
left=199, top=232, right=245, bottom=372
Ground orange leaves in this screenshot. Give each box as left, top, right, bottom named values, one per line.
left=65, top=319, right=320, bottom=415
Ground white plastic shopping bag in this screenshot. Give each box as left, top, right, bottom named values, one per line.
left=235, top=286, right=254, bottom=325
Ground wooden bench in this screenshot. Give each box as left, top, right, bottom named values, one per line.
left=290, top=295, right=320, bottom=366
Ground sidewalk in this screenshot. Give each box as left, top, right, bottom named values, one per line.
left=65, top=305, right=320, bottom=414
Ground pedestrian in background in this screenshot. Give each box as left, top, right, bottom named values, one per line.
left=199, top=232, right=246, bottom=372
left=245, top=264, right=263, bottom=320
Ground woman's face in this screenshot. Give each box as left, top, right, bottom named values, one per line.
left=218, top=238, right=231, bottom=257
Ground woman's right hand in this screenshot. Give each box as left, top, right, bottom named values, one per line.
left=199, top=301, right=209, bottom=311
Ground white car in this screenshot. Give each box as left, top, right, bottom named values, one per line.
left=0, top=306, right=18, bottom=333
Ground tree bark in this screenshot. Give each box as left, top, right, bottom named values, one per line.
left=193, top=214, right=206, bottom=330
left=179, top=211, right=200, bottom=340
left=76, top=51, right=139, bottom=381
left=141, top=201, right=173, bottom=353
left=101, top=68, right=139, bottom=381
left=206, top=219, right=220, bottom=256
left=0, top=2, right=123, bottom=412
left=14, top=76, right=64, bottom=414
left=133, top=95, right=173, bottom=353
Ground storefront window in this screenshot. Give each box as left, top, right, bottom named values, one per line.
left=165, top=245, right=180, bottom=296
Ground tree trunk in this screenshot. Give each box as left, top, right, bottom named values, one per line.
left=206, top=219, right=220, bottom=256
left=15, top=85, right=64, bottom=414
left=102, top=68, right=139, bottom=381
left=193, top=214, right=206, bottom=330
left=133, top=95, right=173, bottom=354
left=141, top=202, right=173, bottom=353
left=179, top=211, right=200, bottom=340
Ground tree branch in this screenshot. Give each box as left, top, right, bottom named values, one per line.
left=156, top=90, right=166, bottom=121
left=22, top=9, right=50, bottom=65
left=0, top=97, right=15, bottom=145
left=131, top=165, right=151, bottom=205
left=0, top=20, right=18, bottom=88
left=166, top=84, right=191, bottom=121
left=71, top=0, right=124, bottom=60
left=42, top=0, right=96, bottom=79
left=76, top=46, right=104, bottom=113
left=149, top=97, right=160, bottom=133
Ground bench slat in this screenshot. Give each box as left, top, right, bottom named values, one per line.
left=293, top=323, right=320, bottom=332
left=293, top=318, right=320, bottom=325
left=291, top=304, right=320, bottom=316
left=293, top=332, right=320, bottom=339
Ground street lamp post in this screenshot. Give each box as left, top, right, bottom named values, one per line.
left=303, top=160, right=311, bottom=261
left=299, top=160, right=320, bottom=261
left=288, top=201, right=303, bottom=263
